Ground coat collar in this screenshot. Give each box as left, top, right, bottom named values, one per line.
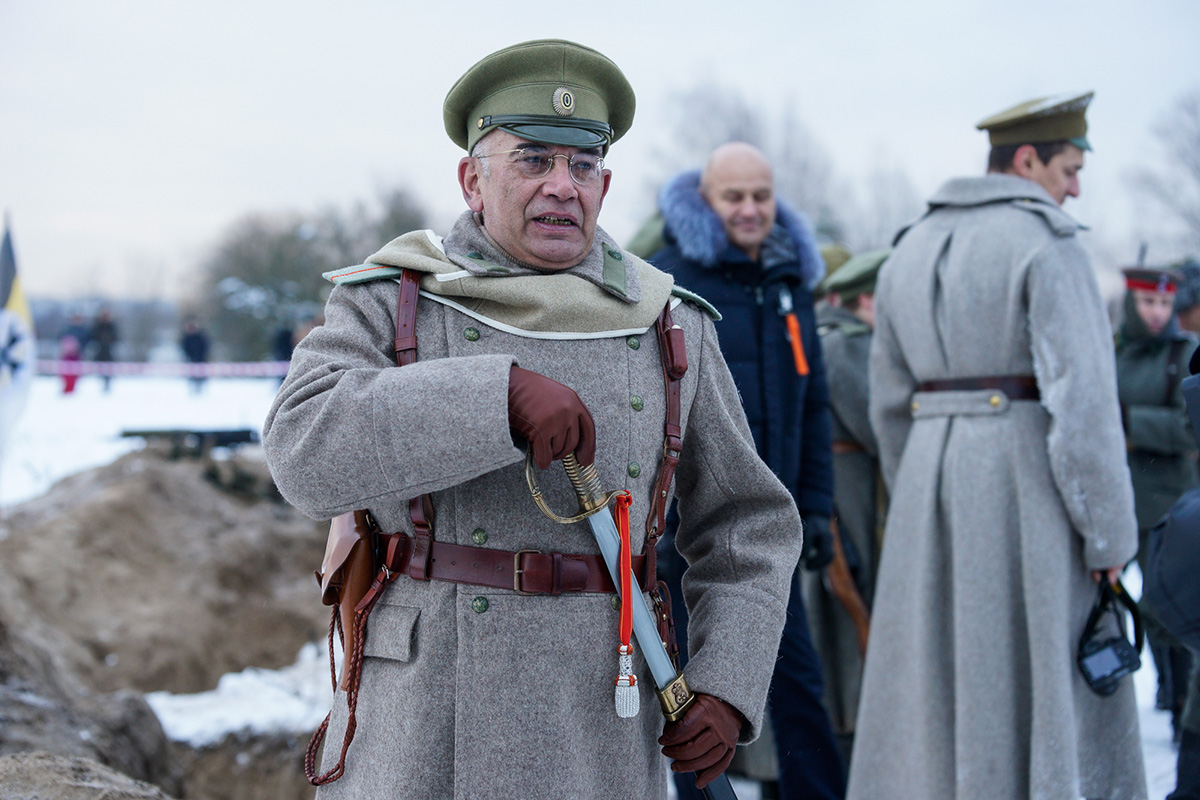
left=927, top=173, right=1060, bottom=208
left=443, top=212, right=642, bottom=304
left=657, top=169, right=825, bottom=289
left=346, top=213, right=676, bottom=338
left=893, top=173, right=1086, bottom=244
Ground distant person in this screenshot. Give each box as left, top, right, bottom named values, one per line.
left=639, top=142, right=845, bottom=800
left=1116, top=266, right=1198, bottom=742
left=272, top=324, right=296, bottom=363
left=851, top=92, right=1147, bottom=800
left=271, top=324, right=296, bottom=385
left=89, top=307, right=119, bottom=393
left=58, top=333, right=81, bottom=395
left=1174, top=258, right=1200, bottom=336
left=180, top=318, right=211, bottom=394
left=63, top=312, right=90, bottom=352
left=806, top=248, right=891, bottom=764
left=1143, top=347, right=1200, bottom=800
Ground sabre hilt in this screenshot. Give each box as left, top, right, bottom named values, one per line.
left=525, top=450, right=622, bottom=524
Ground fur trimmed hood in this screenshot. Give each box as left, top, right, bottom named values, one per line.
left=658, top=169, right=825, bottom=289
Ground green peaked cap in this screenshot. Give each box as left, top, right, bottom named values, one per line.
left=444, top=39, right=636, bottom=152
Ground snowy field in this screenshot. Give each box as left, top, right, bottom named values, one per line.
left=0, top=374, right=1180, bottom=797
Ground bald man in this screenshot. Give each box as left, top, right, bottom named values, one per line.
left=640, top=143, right=846, bottom=799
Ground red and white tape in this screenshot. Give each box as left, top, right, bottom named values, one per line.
left=36, top=361, right=291, bottom=378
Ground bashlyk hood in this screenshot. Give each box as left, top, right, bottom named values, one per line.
left=656, top=169, right=825, bottom=290
left=324, top=211, right=690, bottom=338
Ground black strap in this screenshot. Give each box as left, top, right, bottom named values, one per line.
left=1081, top=576, right=1144, bottom=655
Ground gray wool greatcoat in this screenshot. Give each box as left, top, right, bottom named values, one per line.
left=262, top=213, right=802, bottom=800
left=847, top=175, right=1146, bottom=800
left=803, top=303, right=882, bottom=739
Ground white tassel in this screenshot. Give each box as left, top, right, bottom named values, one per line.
left=615, top=644, right=639, bottom=718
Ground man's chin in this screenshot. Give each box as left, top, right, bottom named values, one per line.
left=520, top=241, right=590, bottom=271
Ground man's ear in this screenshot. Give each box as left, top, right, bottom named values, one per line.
left=1010, top=144, right=1040, bottom=179
left=459, top=157, right=485, bottom=213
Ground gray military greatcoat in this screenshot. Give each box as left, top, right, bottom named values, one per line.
left=263, top=213, right=802, bottom=799
left=848, top=176, right=1146, bottom=800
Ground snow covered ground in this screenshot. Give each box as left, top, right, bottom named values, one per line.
left=0, top=375, right=1181, bottom=797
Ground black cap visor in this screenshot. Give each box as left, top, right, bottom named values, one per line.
left=481, top=114, right=612, bottom=148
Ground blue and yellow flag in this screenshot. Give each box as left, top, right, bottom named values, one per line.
left=0, top=215, right=35, bottom=448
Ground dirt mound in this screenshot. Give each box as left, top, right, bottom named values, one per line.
left=0, top=752, right=175, bottom=800
left=0, top=446, right=332, bottom=798
left=0, top=448, right=328, bottom=695
left=169, top=733, right=315, bottom=800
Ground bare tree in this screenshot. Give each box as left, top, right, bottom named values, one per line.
left=191, top=186, right=430, bottom=361
left=1130, top=88, right=1200, bottom=257
left=843, top=163, right=924, bottom=252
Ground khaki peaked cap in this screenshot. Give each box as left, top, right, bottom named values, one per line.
left=976, top=91, right=1094, bottom=151
left=444, top=39, right=636, bottom=152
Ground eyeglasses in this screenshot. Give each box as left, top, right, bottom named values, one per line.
left=475, top=148, right=605, bottom=186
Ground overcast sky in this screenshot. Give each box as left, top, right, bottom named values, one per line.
left=3, top=0, right=1199, bottom=301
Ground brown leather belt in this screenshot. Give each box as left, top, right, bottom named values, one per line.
left=833, top=440, right=865, bottom=455
left=917, top=375, right=1040, bottom=401
left=385, top=533, right=644, bottom=595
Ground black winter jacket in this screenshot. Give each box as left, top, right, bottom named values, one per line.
left=647, top=171, right=833, bottom=518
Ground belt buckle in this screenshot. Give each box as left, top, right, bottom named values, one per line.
left=513, top=550, right=541, bottom=595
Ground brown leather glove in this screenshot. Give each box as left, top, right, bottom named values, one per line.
left=507, top=365, right=596, bottom=469
left=657, top=693, right=744, bottom=788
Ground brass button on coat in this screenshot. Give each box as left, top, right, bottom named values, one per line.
left=471, top=597, right=489, bottom=614
left=626, top=336, right=640, bottom=350
left=989, top=394, right=1002, bottom=407
left=611, top=595, right=621, bottom=610
left=464, top=328, right=481, bottom=341
left=911, top=400, right=920, bottom=412
left=630, top=395, right=644, bottom=411
left=628, top=461, right=641, bottom=478
left=471, top=528, right=488, bottom=545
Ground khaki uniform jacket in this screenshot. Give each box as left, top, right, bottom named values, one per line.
left=849, top=175, right=1146, bottom=800
left=263, top=214, right=802, bottom=800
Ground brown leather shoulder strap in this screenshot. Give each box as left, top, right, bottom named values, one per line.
left=392, top=269, right=436, bottom=575
left=394, top=268, right=421, bottom=366
left=644, top=302, right=687, bottom=584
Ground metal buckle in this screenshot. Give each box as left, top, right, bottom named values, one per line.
left=513, top=550, right=541, bottom=595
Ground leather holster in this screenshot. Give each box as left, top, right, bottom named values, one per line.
left=316, top=510, right=378, bottom=690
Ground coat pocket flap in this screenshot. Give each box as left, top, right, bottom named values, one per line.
left=362, top=604, right=421, bottom=662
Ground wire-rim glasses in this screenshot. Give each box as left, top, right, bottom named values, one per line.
left=476, top=147, right=605, bottom=186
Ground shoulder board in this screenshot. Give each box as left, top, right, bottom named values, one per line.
left=1009, top=198, right=1083, bottom=237
left=671, top=286, right=721, bottom=321
left=323, top=263, right=409, bottom=286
